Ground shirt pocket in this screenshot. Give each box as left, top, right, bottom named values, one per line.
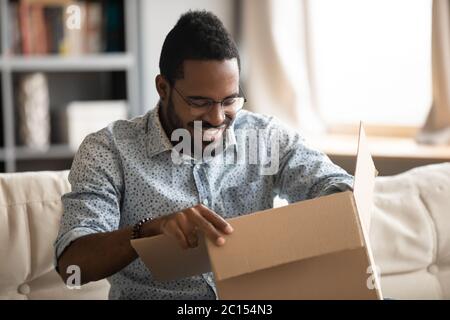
left=219, top=180, right=273, bottom=217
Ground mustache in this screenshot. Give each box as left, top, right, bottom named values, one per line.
left=188, top=118, right=232, bottom=129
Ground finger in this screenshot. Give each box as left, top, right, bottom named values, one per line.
left=161, top=219, right=189, bottom=250
left=173, top=227, right=190, bottom=250
left=187, top=232, right=198, bottom=248
left=176, top=213, right=198, bottom=248
left=196, top=204, right=233, bottom=234
left=188, top=208, right=226, bottom=246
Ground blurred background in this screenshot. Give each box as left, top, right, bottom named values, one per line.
left=0, top=0, right=449, bottom=175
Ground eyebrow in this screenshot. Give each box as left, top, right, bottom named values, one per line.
left=187, top=92, right=240, bottom=100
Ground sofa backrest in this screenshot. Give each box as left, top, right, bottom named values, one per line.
left=0, top=170, right=110, bottom=300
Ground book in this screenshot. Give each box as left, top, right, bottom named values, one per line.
left=8, top=3, right=22, bottom=54
left=85, top=2, right=103, bottom=53
left=62, top=2, right=87, bottom=55
left=103, top=0, right=125, bottom=52
left=19, top=1, right=31, bottom=54
left=44, top=6, right=64, bottom=54
left=32, top=3, right=48, bottom=55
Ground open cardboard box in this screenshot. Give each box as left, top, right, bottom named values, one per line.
left=131, top=124, right=383, bottom=300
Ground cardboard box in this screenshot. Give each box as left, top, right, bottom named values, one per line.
left=131, top=124, right=383, bottom=300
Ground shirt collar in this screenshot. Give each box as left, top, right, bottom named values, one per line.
left=145, top=103, right=238, bottom=160
left=145, top=105, right=173, bottom=158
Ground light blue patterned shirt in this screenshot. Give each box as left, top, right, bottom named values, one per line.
left=54, top=105, right=353, bottom=300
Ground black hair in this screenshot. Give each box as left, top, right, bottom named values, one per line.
left=159, top=10, right=240, bottom=85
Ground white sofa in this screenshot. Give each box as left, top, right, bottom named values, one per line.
left=0, top=171, right=109, bottom=299
left=0, top=164, right=449, bottom=299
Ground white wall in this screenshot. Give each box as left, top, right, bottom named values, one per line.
left=139, top=0, right=236, bottom=113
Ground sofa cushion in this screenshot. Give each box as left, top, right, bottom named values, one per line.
left=0, top=170, right=110, bottom=300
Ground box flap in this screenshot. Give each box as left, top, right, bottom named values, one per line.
left=352, top=123, right=378, bottom=234
left=351, top=123, right=383, bottom=299
left=131, top=235, right=211, bottom=281
left=206, top=191, right=365, bottom=281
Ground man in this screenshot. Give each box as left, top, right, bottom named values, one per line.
left=55, top=10, right=353, bottom=300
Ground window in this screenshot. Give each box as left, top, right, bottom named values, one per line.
left=309, top=0, right=432, bottom=127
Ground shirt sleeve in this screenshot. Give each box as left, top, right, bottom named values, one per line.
left=270, top=119, right=354, bottom=203
left=54, top=127, right=124, bottom=268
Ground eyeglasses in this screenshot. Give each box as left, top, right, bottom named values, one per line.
left=172, top=86, right=247, bottom=116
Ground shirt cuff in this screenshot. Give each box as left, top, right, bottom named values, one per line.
left=317, top=179, right=354, bottom=197
left=53, top=226, right=99, bottom=271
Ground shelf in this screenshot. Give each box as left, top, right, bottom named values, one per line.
left=306, top=134, right=450, bottom=161
left=14, top=144, right=75, bottom=160
left=0, top=145, right=75, bottom=160
left=15, top=158, right=73, bottom=172
left=2, top=54, right=134, bottom=71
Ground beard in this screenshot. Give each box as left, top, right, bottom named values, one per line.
left=164, top=93, right=185, bottom=134
left=163, top=93, right=234, bottom=157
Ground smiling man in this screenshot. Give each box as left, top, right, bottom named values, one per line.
left=54, top=11, right=353, bottom=300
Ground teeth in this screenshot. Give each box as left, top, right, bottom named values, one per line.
left=206, top=128, right=219, bottom=135
left=203, top=128, right=223, bottom=141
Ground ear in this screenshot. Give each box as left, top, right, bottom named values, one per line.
left=155, top=75, right=170, bottom=102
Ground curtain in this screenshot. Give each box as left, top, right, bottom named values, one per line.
left=241, top=0, right=324, bottom=134
left=417, top=0, right=450, bottom=145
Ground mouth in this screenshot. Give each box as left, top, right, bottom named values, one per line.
left=189, top=120, right=231, bottom=144
left=201, top=127, right=226, bottom=142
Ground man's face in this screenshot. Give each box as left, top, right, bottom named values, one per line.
left=159, top=59, right=240, bottom=150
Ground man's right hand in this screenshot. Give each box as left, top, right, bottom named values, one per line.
left=148, top=204, right=234, bottom=250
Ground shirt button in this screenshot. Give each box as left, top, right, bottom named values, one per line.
left=18, top=283, right=30, bottom=295
left=202, top=199, right=209, bottom=206
left=427, top=264, right=439, bottom=275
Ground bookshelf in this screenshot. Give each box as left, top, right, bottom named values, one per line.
left=0, top=0, right=141, bottom=172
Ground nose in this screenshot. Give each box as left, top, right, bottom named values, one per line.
left=203, top=103, right=226, bottom=127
